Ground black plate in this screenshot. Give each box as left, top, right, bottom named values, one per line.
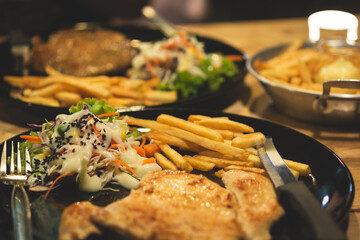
left=0, top=25, right=247, bottom=126
left=0, top=108, right=354, bottom=240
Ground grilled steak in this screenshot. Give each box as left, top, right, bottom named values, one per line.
left=27, top=28, right=133, bottom=76
left=92, top=170, right=244, bottom=240
left=221, top=170, right=284, bottom=240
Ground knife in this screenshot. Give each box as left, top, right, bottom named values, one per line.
left=257, top=137, right=346, bottom=240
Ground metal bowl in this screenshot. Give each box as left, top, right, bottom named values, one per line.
left=247, top=42, right=360, bottom=126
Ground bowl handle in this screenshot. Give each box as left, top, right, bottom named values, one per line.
left=313, top=79, right=360, bottom=114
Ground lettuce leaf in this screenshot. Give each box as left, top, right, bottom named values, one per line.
left=69, top=98, right=116, bottom=115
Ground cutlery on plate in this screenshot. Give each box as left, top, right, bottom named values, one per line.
left=0, top=141, right=33, bottom=240
left=256, top=137, right=346, bottom=240
left=142, top=5, right=178, bottom=37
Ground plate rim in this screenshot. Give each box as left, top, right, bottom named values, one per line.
left=0, top=107, right=354, bottom=225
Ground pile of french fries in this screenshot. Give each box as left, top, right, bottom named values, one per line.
left=254, top=40, right=360, bottom=94
left=4, top=66, right=177, bottom=108
left=127, top=114, right=311, bottom=179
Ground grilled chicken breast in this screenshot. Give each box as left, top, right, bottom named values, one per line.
left=58, top=201, right=101, bottom=240
left=58, top=170, right=284, bottom=240
left=92, top=170, right=244, bottom=240
left=221, top=170, right=284, bottom=240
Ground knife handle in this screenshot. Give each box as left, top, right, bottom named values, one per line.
left=277, top=181, right=346, bottom=240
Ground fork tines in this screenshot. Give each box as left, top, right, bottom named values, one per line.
left=0, top=141, right=31, bottom=183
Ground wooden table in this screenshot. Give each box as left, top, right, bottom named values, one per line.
left=0, top=17, right=359, bottom=239
left=182, top=17, right=360, bottom=240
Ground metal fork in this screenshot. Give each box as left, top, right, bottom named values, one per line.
left=0, top=141, right=33, bottom=240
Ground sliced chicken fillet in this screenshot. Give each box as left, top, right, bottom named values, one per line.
left=221, top=170, right=284, bottom=240
left=58, top=201, right=101, bottom=240
left=92, top=170, right=244, bottom=240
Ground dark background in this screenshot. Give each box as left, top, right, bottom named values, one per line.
left=0, top=0, right=359, bottom=35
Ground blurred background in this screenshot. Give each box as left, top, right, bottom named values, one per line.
left=0, top=0, right=359, bottom=35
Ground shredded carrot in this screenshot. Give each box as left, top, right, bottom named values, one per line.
left=20, top=135, right=41, bottom=144
left=109, top=144, right=126, bottom=151
left=162, top=40, right=177, bottom=50
left=44, top=171, right=74, bottom=200
left=140, top=137, right=146, bottom=148
left=152, top=57, right=160, bottom=65
left=98, top=112, right=120, bottom=118
left=133, top=146, right=146, bottom=157
left=127, top=121, right=141, bottom=126
left=142, top=157, right=156, bottom=165
left=93, top=125, right=100, bottom=135
left=165, top=54, right=172, bottom=63
left=178, top=30, right=189, bottom=39
left=143, top=143, right=161, bottom=157
left=226, top=55, right=243, bottom=61
left=86, top=117, right=100, bottom=135
left=180, top=39, right=198, bottom=53
left=114, top=158, right=139, bottom=177
left=145, top=57, right=155, bottom=78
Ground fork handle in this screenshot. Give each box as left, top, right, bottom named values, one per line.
left=11, top=185, right=33, bottom=240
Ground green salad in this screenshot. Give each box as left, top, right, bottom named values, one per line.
left=127, top=31, right=240, bottom=98
left=19, top=98, right=161, bottom=194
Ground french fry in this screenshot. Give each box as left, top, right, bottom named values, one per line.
left=154, top=152, right=177, bottom=171
left=127, top=117, right=249, bottom=161
left=289, top=167, right=300, bottom=180
left=28, top=83, right=62, bottom=97
left=298, top=61, right=312, bottom=84
left=106, top=97, right=142, bottom=107
left=183, top=155, right=215, bottom=171
left=144, top=90, right=177, bottom=103
left=187, top=114, right=212, bottom=122
left=187, top=115, right=229, bottom=122
left=245, top=147, right=258, bottom=156
left=283, top=159, right=311, bottom=176
left=155, top=141, right=189, bottom=170
left=20, top=96, right=61, bottom=107
left=193, top=155, right=254, bottom=168
left=110, top=86, right=144, bottom=99
left=247, top=154, right=262, bottom=167
left=157, top=114, right=223, bottom=142
left=214, top=129, right=234, bottom=140
left=199, top=150, right=249, bottom=162
left=231, top=132, right=266, bottom=148
left=4, top=75, right=44, bottom=88
left=45, top=65, right=68, bottom=76
left=255, top=40, right=360, bottom=95
left=38, top=77, right=111, bottom=98
left=147, top=131, right=205, bottom=153
left=223, top=165, right=266, bottom=175
left=197, top=118, right=254, bottom=133
left=118, top=79, right=145, bottom=89
left=143, top=77, right=161, bottom=87
left=5, top=63, right=180, bottom=108
left=184, top=162, right=193, bottom=173
left=55, top=91, right=82, bottom=106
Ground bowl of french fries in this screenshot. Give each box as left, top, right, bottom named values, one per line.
left=247, top=40, right=360, bottom=125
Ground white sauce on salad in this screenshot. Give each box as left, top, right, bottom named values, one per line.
left=28, top=107, right=162, bottom=192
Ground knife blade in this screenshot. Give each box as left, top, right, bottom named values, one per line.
left=257, top=137, right=346, bottom=240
